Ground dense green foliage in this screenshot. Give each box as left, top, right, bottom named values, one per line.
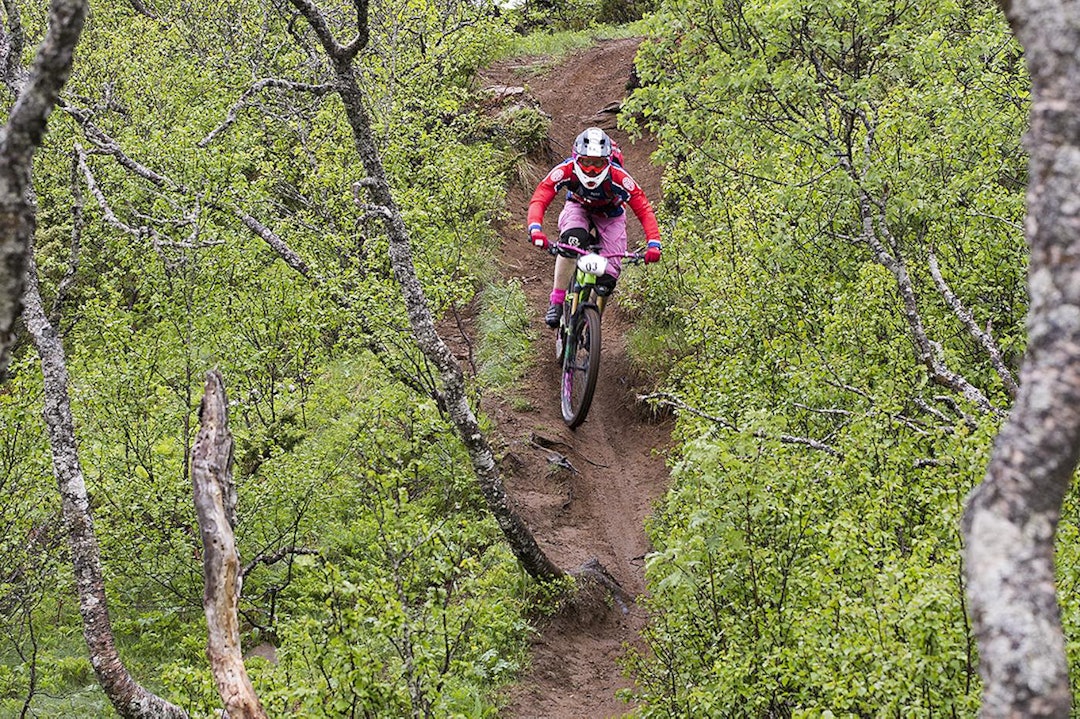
left=618, top=0, right=1036, bottom=714
left=0, top=1, right=556, bottom=716
left=3, top=0, right=1072, bottom=715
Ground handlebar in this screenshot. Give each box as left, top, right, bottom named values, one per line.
left=548, top=242, right=647, bottom=263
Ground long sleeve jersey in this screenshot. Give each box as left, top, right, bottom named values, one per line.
left=527, top=159, right=661, bottom=242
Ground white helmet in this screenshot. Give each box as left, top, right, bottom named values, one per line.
left=572, top=127, right=612, bottom=189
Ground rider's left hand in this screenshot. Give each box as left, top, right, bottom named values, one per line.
left=644, top=241, right=662, bottom=264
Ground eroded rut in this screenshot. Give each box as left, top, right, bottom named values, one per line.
left=475, top=37, right=674, bottom=719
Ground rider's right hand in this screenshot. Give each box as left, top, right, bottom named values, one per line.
left=530, top=228, right=549, bottom=249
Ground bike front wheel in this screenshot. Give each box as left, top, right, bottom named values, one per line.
left=561, top=305, right=602, bottom=428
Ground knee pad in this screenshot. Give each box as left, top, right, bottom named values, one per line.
left=594, top=273, right=617, bottom=296
left=558, top=227, right=593, bottom=257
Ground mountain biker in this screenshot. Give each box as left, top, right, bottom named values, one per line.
left=527, top=127, right=662, bottom=328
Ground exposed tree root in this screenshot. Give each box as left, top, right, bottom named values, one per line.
left=568, top=558, right=633, bottom=620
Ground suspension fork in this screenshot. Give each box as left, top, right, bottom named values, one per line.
left=568, top=281, right=598, bottom=323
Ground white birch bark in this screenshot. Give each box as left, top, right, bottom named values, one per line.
left=0, top=0, right=86, bottom=376
left=961, top=0, right=1080, bottom=715
left=23, top=257, right=188, bottom=718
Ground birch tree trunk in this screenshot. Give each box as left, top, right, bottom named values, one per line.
left=287, top=0, right=564, bottom=581
left=22, top=257, right=188, bottom=719
left=961, top=1, right=1080, bottom=715
left=191, top=371, right=267, bottom=719
left=0, top=0, right=86, bottom=377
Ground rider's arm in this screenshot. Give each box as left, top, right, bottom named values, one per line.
left=527, top=182, right=557, bottom=234
left=527, top=161, right=573, bottom=231
left=624, top=180, right=661, bottom=243
left=609, top=166, right=660, bottom=242
left=613, top=167, right=662, bottom=262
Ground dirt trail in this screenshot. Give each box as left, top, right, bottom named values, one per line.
left=475, top=38, right=673, bottom=719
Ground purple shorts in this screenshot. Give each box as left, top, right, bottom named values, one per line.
left=557, top=202, right=628, bottom=278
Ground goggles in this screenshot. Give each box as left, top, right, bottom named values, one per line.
left=577, top=155, right=609, bottom=175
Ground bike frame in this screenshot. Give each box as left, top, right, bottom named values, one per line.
left=550, top=242, right=646, bottom=427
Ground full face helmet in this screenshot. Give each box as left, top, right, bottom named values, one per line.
left=572, top=127, right=613, bottom=189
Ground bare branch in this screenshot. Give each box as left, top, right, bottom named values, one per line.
left=638, top=392, right=844, bottom=458
left=527, top=438, right=578, bottom=474
left=791, top=402, right=853, bottom=417
left=341, top=0, right=371, bottom=58
left=967, top=209, right=1023, bottom=232
left=16, top=598, right=38, bottom=719
left=230, top=206, right=313, bottom=277
left=23, top=254, right=188, bottom=718
left=855, top=185, right=1001, bottom=416
left=74, top=144, right=141, bottom=235
left=913, top=396, right=955, bottom=426
left=295, top=0, right=563, bottom=581
left=0, top=0, right=27, bottom=94
left=932, top=394, right=978, bottom=430
left=913, top=458, right=952, bottom=469
left=64, top=104, right=180, bottom=190
left=0, top=0, right=87, bottom=377
left=638, top=391, right=736, bottom=429
left=198, top=78, right=334, bottom=148
left=127, top=0, right=157, bottom=20
left=73, top=143, right=181, bottom=268
left=69, top=113, right=446, bottom=406
left=887, top=410, right=936, bottom=436
left=73, top=144, right=222, bottom=274
left=288, top=0, right=355, bottom=62
left=929, top=251, right=1019, bottom=398
left=821, top=93, right=1002, bottom=417
left=241, top=545, right=318, bottom=579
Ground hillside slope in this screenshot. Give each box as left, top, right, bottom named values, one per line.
left=478, top=37, right=673, bottom=719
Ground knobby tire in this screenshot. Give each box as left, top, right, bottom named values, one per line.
left=561, top=304, right=602, bottom=428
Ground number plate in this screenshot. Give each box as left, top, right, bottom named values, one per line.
left=577, top=253, right=608, bottom=277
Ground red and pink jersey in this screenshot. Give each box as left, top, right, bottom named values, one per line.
left=527, top=159, right=661, bottom=242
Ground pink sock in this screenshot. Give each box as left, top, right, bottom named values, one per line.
left=550, top=289, right=566, bottom=305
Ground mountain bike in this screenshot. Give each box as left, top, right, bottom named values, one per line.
left=551, top=242, right=646, bottom=429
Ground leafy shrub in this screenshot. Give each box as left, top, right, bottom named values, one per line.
left=626, top=422, right=986, bottom=716
left=3, top=1, right=534, bottom=715
left=495, top=105, right=554, bottom=186
left=500, top=105, right=552, bottom=156
left=514, top=0, right=656, bottom=31
left=619, top=0, right=1033, bottom=713
left=597, top=0, right=656, bottom=24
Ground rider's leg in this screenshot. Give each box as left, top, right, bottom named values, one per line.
left=591, top=212, right=629, bottom=280
left=552, top=255, right=576, bottom=300
left=543, top=258, right=574, bottom=325
left=553, top=225, right=593, bottom=294
left=586, top=214, right=627, bottom=316
left=543, top=205, right=593, bottom=326
left=554, top=203, right=593, bottom=297
left=545, top=229, right=589, bottom=327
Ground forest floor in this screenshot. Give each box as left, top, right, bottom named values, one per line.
left=471, top=37, right=674, bottom=719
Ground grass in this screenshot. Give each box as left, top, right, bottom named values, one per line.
left=493, top=20, right=649, bottom=70
left=0, top=634, right=116, bottom=718
left=509, top=396, right=536, bottom=412
left=477, top=279, right=535, bottom=390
